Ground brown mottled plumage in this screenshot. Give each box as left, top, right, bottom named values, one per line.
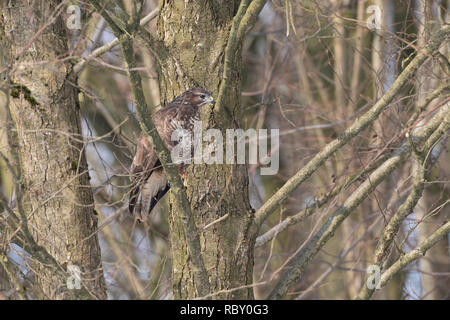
left=128, top=88, right=215, bottom=222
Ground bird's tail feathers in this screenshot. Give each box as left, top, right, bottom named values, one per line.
left=132, top=170, right=169, bottom=222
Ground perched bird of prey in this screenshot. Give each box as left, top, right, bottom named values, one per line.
left=128, top=88, right=215, bottom=222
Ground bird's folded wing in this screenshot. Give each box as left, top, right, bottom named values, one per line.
left=128, top=134, right=159, bottom=215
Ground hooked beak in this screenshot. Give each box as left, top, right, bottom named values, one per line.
left=207, top=96, right=215, bottom=104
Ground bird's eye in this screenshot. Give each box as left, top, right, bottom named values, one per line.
left=200, top=94, right=206, bottom=99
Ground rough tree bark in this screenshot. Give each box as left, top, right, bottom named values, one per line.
left=156, top=0, right=257, bottom=299
left=0, top=1, right=106, bottom=299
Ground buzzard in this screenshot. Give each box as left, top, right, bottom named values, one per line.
left=128, top=88, right=215, bottom=222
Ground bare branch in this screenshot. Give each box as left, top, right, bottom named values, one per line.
left=73, top=8, right=159, bottom=75
left=256, top=83, right=450, bottom=248
left=254, top=25, right=450, bottom=229
left=215, top=0, right=268, bottom=117
left=267, top=101, right=450, bottom=299
left=378, top=220, right=450, bottom=292
left=356, top=104, right=450, bottom=300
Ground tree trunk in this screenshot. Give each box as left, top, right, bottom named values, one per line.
left=0, top=0, right=106, bottom=299
left=156, top=0, right=256, bottom=299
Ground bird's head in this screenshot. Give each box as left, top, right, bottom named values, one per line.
left=178, top=88, right=215, bottom=106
